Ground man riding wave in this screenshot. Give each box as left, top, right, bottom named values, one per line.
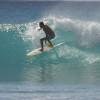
left=38, top=22, right=55, bottom=51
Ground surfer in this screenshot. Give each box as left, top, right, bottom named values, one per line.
left=38, top=22, right=55, bottom=51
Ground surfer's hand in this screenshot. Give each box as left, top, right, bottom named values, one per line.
left=38, top=28, right=41, bottom=31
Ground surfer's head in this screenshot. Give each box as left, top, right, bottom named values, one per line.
left=39, top=22, right=44, bottom=28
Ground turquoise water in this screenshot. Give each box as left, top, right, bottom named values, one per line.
left=0, top=1, right=100, bottom=99
left=1, top=16, right=100, bottom=84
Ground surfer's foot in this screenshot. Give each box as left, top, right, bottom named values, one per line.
left=51, top=44, right=54, bottom=47
left=48, top=44, right=54, bottom=48
left=39, top=48, right=43, bottom=52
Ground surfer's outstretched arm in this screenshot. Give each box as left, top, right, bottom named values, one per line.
left=38, top=26, right=42, bottom=31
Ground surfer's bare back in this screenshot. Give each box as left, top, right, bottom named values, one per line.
left=38, top=22, right=55, bottom=51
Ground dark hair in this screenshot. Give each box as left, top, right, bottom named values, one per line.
left=39, top=22, right=44, bottom=28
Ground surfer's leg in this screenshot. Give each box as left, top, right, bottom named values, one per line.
left=40, top=37, right=46, bottom=51
left=46, top=37, right=53, bottom=47
left=46, top=35, right=55, bottom=47
left=47, top=39, right=53, bottom=47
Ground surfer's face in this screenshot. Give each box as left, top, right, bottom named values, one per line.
left=39, top=24, right=43, bottom=28
left=39, top=22, right=44, bottom=28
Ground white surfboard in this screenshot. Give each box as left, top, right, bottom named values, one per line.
left=26, top=42, right=65, bottom=57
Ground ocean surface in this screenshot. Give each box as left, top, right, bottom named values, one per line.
left=0, top=1, right=100, bottom=100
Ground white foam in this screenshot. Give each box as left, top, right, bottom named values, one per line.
left=1, top=15, right=100, bottom=48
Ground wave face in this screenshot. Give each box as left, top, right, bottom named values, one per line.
left=0, top=1, right=100, bottom=84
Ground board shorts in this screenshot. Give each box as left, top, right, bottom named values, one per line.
left=46, top=34, right=55, bottom=40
